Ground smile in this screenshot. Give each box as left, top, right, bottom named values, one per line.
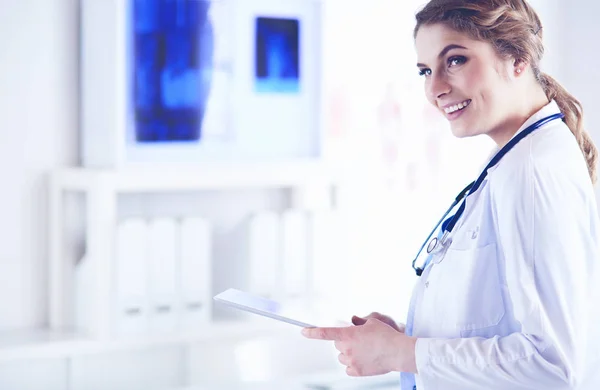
left=444, top=99, right=472, bottom=114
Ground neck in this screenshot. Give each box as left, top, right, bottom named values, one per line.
left=489, top=82, right=550, bottom=148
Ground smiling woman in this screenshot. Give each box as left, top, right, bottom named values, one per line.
left=413, top=0, right=598, bottom=178
left=303, top=1, right=600, bottom=389
left=414, top=24, right=549, bottom=146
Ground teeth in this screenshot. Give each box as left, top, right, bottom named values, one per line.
left=445, top=100, right=471, bottom=114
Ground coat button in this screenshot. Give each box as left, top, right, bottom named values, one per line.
left=425, top=281, right=430, bottom=288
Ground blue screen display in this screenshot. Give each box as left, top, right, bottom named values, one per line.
left=132, top=0, right=213, bottom=143
left=255, top=17, right=300, bottom=94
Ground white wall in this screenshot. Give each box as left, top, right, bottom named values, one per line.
left=528, top=0, right=565, bottom=78
left=0, top=0, right=293, bottom=333
left=534, top=0, right=600, bottom=202
left=0, top=0, right=80, bottom=330
left=530, top=0, right=600, bottom=154
left=562, top=1, right=600, bottom=145
left=0, top=0, right=598, bottom=332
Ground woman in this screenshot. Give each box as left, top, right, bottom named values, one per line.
left=302, top=1, right=600, bottom=389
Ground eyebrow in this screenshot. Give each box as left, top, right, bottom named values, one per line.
left=416, top=44, right=468, bottom=68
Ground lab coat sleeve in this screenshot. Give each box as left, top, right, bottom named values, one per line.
left=414, top=145, right=595, bottom=389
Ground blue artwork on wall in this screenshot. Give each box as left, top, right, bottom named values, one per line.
left=255, top=17, right=300, bottom=94
left=132, top=0, right=214, bottom=143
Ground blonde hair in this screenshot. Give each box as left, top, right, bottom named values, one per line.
left=414, top=0, right=598, bottom=183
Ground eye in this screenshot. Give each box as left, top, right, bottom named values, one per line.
left=448, top=55, right=467, bottom=67
left=418, top=68, right=432, bottom=77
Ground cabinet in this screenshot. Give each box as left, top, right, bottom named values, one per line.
left=0, top=162, right=342, bottom=389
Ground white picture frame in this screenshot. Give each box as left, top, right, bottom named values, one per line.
left=80, top=0, right=323, bottom=168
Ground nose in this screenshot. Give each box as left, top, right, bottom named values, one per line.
left=427, top=72, right=451, bottom=102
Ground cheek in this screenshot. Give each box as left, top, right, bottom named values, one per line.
left=462, top=69, right=486, bottom=97
left=478, top=77, right=508, bottom=111
left=458, top=74, right=493, bottom=117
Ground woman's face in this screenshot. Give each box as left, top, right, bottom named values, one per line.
left=415, top=23, right=517, bottom=139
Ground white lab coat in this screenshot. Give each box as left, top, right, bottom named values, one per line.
left=410, top=100, right=600, bottom=390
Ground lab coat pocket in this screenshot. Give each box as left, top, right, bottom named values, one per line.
left=432, top=243, right=505, bottom=337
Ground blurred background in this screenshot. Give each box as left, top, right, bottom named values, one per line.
left=0, top=0, right=597, bottom=389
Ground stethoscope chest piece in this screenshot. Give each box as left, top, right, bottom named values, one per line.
left=425, top=235, right=452, bottom=267
left=427, top=230, right=452, bottom=255
left=426, top=237, right=438, bottom=254
left=410, top=112, right=564, bottom=277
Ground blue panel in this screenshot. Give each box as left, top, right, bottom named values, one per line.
left=133, top=0, right=160, bottom=33
left=131, top=0, right=213, bottom=143
left=255, top=17, right=300, bottom=94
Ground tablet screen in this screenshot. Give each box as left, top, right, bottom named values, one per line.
left=213, top=288, right=348, bottom=328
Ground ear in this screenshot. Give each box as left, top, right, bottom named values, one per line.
left=513, top=58, right=528, bottom=76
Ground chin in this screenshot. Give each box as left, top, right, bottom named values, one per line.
left=449, top=123, right=473, bottom=138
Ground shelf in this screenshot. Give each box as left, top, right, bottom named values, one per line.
left=50, top=161, right=336, bottom=193
left=48, top=162, right=337, bottom=339
left=0, top=319, right=295, bottom=363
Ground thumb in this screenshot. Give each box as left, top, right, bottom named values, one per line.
left=351, top=315, right=367, bottom=325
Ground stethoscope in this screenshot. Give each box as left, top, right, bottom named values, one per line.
left=411, top=112, right=565, bottom=276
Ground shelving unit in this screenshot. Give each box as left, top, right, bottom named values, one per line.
left=0, top=315, right=334, bottom=390
left=47, top=161, right=337, bottom=340
left=0, top=318, right=293, bottom=363
left=0, top=162, right=344, bottom=389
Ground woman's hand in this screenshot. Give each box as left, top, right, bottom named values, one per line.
left=301, top=318, right=417, bottom=377
left=351, top=312, right=405, bottom=333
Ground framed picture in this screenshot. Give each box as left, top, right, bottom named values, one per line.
left=254, top=16, right=300, bottom=94
left=80, top=0, right=323, bottom=167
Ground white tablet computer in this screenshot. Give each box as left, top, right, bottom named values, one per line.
left=213, top=288, right=348, bottom=328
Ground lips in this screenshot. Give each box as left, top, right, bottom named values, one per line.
left=444, top=99, right=471, bottom=114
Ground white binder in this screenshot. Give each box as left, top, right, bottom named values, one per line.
left=281, top=210, right=310, bottom=300
left=309, top=210, right=342, bottom=301
left=178, top=217, right=212, bottom=329
left=147, top=218, right=178, bottom=333
left=114, top=218, right=149, bottom=335
left=247, top=211, right=282, bottom=300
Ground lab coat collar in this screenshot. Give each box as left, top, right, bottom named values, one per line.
left=512, top=99, right=562, bottom=140
left=482, top=100, right=562, bottom=171
left=464, top=102, right=561, bottom=219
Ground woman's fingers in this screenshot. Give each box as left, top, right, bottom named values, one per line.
left=351, top=315, right=367, bottom=325
left=352, top=312, right=404, bottom=332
